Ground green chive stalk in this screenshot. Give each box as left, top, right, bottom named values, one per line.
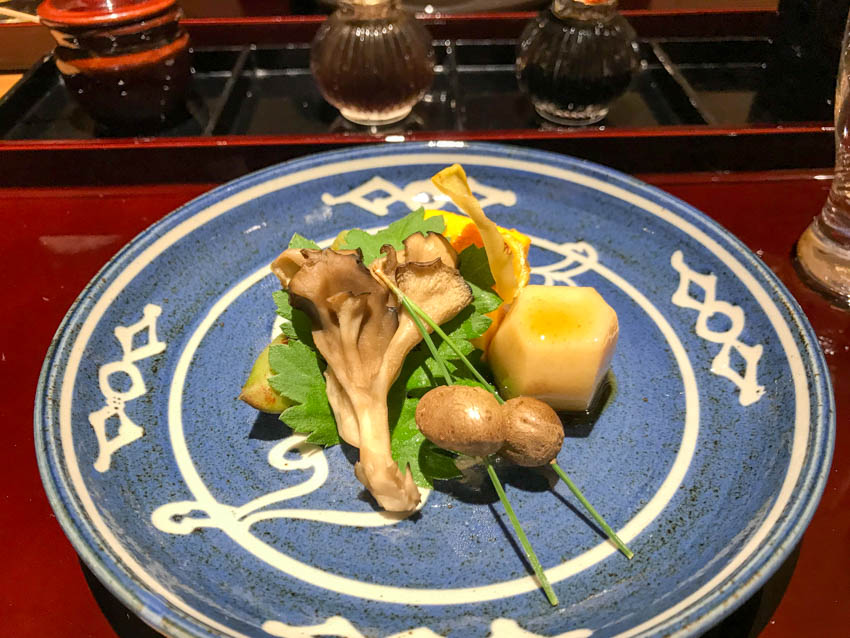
left=402, top=296, right=454, bottom=385
left=550, top=462, right=633, bottom=560
left=485, top=459, right=559, bottom=605
left=376, top=271, right=501, bottom=399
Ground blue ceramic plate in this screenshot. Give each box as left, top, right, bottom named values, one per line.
left=36, top=143, right=834, bottom=638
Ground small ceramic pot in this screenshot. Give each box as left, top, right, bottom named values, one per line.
left=517, top=0, right=639, bottom=125
left=38, top=0, right=192, bottom=127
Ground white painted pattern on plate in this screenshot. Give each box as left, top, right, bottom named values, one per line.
left=151, top=433, right=429, bottom=535
left=261, top=616, right=593, bottom=638
left=88, top=303, right=166, bottom=472
left=320, top=175, right=516, bottom=216
left=53, top=152, right=811, bottom=638
left=670, top=251, right=765, bottom=406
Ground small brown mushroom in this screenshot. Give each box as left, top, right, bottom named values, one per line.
left=415, top=385, right=504, bottom=457
left=402, top=231, right=458, bottom=267
left=499, top=397, right=564, bottom=467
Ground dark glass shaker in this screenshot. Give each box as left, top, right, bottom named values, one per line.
left=517, top=0, right=639, bottom=126
left=310, top=0, right=435, bottom=126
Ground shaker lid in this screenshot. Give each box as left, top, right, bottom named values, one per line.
left=38, top=0, right=178, bottom=26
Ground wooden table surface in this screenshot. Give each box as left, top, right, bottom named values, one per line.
left=0, top=169, right=846, bottom=637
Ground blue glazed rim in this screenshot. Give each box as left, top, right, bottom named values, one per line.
left=34, top=141, right=836, bottom=638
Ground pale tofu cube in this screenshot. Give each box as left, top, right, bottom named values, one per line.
left=488, top=285, right=618, bottom=411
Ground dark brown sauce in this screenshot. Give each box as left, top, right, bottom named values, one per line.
left=521, top=63, right=633, bottom=113
left=311, top=18, right=434, bottom=119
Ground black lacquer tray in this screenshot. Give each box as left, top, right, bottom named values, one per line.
left=0, top=13, right=836, bottom=184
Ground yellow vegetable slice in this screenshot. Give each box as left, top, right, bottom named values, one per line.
left=500, top=228, right=531, bottom=292
left=431, top=164, right=521, bottom=302
left=425, top=209, right=532, bottom=291
left=423, top=205, right=532, bottom=354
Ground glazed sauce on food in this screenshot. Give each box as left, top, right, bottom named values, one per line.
left=525, top=299, right=592, bottom=343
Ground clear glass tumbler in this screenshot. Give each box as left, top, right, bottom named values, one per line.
left=796, top=11, right=850, bottom=306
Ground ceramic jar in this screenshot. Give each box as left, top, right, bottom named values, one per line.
left=38, top=0, right=192, bottom=127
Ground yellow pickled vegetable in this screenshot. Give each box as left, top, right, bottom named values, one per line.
left=424, top=208, right=531, bottom=351
left=431, top=165, right=527, bottom=303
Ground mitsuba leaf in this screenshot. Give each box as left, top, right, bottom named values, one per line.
left=338, top=208, right=446, bottom=265
left=268, top=340, right=339, bottom=446
left=288, top=233, right=320, bottom=251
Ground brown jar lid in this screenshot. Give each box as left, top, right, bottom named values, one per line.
left=38, top=0, right=178, bottom=27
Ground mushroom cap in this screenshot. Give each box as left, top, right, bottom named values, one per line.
left=499, top=396, right=564, bottom=467
left=415, top=385, right=504, bottom=457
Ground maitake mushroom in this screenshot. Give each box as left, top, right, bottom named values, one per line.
left=272, top=233, right=472, bottom=512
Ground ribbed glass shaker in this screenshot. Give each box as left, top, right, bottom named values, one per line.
left=517, top=0, right=639, bottom=125
left=310, top=0, right=435, bottom=126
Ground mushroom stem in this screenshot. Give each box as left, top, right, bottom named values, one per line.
left=353, top=400, right=419, bottom=512
left=286, top=250, right=420, bottom=512
left=375, top=270, right=499, bottom=399
left=485, top=458, right=558, bottom=606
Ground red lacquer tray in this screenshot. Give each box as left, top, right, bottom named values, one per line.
left=0, top=169, right=847, bottom=638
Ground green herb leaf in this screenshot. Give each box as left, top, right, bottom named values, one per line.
left=338, top=208, right=446, bottom=265
left=288, top=233, right=320, bottom=251
left=268, top=340, right=339, bottom=446
left=273, top=290, right=313, bottom=344
left=459, top=245, right=503, bottom=315
left=403, top=347, right=454, bottom=394
left=397, top=248, right=499, bottom=392
left=272, top=291, right=298, bottom=340
left=434, top=308, right=485, bottom=358
left=419, top=442, right=462, bottom=482
left=273, top=289, right=292, bottom=320
left=264, top=218, right=499, bottom=478
left=459, top=244, right=496, bottom=290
